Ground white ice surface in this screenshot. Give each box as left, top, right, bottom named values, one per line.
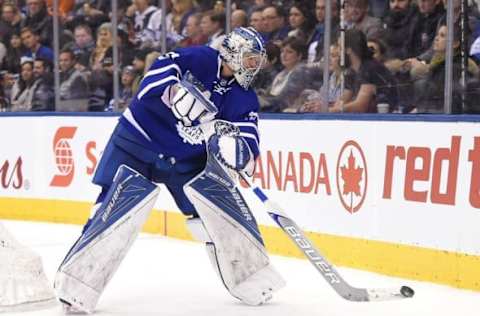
left=2, top=220, right=480, bottom=316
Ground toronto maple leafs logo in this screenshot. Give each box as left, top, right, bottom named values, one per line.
left=247, top=111, right=259, bottom=122
left=213, top=80, right=232, bottom=95
left=335, top=140, right=368, bottom=214
left=176, top=122, right=204, bottom=145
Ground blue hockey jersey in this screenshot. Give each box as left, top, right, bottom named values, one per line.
left=119, top=46, right=260, bottom=170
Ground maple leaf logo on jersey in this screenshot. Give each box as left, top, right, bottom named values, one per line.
left=336, top=140, right=368, bottom=214
left=247, top=111, right=259, bottom=122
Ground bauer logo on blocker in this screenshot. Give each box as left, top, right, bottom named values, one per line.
left=50, top=126, right=77, bottom=187
left=336, top=140, right=368, bottom=214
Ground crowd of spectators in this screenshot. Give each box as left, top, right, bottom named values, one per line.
left=1, top=0, right=480, bottom=113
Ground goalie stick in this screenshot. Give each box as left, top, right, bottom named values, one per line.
left=180, top=82, right=415, bottom=302
left=238, top=174, right=414, bottom=302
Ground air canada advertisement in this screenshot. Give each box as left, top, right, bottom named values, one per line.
left=0, top=116, right=479, bottom=256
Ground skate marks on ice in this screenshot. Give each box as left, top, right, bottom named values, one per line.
left=3, top=220, right=480, bottom=316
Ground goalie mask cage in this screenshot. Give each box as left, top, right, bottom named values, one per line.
left=0, top=222, right=56, bottom=313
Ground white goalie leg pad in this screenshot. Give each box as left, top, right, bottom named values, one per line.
left=184, top=200, right=285, bottom=306
left=0, top=223, right=56, bottom=313
left=186, top=218, right=224, bottom=280
left=55, top=165, right=159, bottom=314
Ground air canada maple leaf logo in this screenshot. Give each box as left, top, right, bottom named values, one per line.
left=336, top=140, right=368, bottom=213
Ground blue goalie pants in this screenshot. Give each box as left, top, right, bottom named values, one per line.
left=93, top=123, right=205, bottom=216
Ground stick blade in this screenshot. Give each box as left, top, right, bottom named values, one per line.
left=366, top=286, right=415, bottom=301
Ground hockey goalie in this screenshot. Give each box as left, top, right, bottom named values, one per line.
left=54, top=27, right=285, bottom=314
left=0, top=222, right=56, bottom=312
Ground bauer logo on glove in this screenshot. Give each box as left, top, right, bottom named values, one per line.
left=209, top=134, right=253, bottom=172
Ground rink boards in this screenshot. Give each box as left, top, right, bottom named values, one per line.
left=0, top=113, right=479, bottom=291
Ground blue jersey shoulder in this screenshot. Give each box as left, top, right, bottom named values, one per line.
left=174, top=46, right=221, bottom=83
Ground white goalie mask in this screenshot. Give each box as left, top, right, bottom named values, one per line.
left=219, top=27, right=267, bottom=90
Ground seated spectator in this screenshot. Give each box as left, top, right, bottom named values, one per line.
left=410, top=0, right=445, bottom=57
left=381, top=0, right=418, bottom=60
left=262, top=5, right=290, bottom=44
left=287, top=1, right=316, bottom=42
left=0, top=71, right=10, bottom=110
left=20, top=27, right=54, bottom=62
left=126, top=0, right=159, bottom=46
left=232, top=9, right=248, bottom=29
left=31, top=57, right=54, bottom=111
left=21, top=0, right=53, bottom=45
left=1, top=71, right=16, bottom=105
left=178, top=13, right=208, bottom=47
left=0, top=3, right=23, bottom=44
left=257, top=36, right=311, bottom=112
left=74, top=0, right=110, bottom=30
left=131, top=1, right=176, bottom=50
left=118, top=65, right=137, bottom=111
left=308, top=0, right=340, bottom=64
left=345, top=0, right=384, bottom=39
left=89, top=22, right=113, bottom=71
left=367, top=36, right=387, bottom=64
left=171, top=0, right=197, bottom=37
left=200, top=10, right=226, bottom=50
left=249, top=7, right=267, bottom=37
left=329, top=29, right=398, bottom=113
left=412, top=23, right=479, bottom=113
left=58, top=49, right=89, bottom=105
left=88, top=49, right=116, bottom=111
left=252, top=41, right=282, bottom=91
left=70, top=24, right=95, bottom=69
left=3, top=33, right=25, bottom=74
left=131, top=48, right=151, bottom=94
left=301, top=44, right=345, bottom=112
left=10, top=57, right=38, bottom=111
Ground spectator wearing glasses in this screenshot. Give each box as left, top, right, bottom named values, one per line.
left=262, top=5, right=290, bottom=44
